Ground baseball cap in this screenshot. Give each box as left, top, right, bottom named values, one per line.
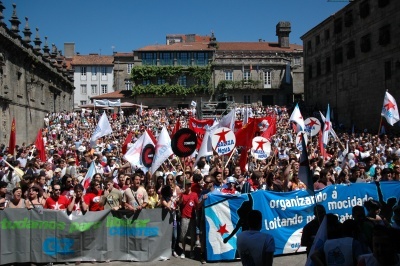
left=227, top=176, right=235, bottom=184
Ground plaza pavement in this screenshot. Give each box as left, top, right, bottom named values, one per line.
left=73, top=253, right=307, bottom=266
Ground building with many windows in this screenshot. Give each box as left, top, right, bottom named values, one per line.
left=130, top=22, right=303, bottom=109
left=70, top=50, right=114, bottom=109
left=0, top=2, right=74, bottom=144
left=301, top=0, right=399, bottom=132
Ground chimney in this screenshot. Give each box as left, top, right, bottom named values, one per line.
left=64, top=42, right=75, bottom=58
left=276, top=21, right=291, bottom=48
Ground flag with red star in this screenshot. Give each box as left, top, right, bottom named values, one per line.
left=381, top=91, right=399, bottom=126
left=289, top=103, right=305, bottom=132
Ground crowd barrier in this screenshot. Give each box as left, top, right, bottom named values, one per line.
left=2, top=182, right=400, bottom=263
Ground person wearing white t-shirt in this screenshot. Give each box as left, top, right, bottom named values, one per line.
left=237, top=210, right=275, bottom=266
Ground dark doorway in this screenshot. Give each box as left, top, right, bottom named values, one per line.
left=262, top=95, right=273, bottom=106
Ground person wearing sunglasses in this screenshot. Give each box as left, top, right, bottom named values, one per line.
left=44, top=183, right=69, bottom=210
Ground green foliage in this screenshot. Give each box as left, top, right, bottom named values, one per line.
left=131, top=65, right=211, bottom=96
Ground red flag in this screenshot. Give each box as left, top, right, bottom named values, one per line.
left=188, top=117, right=214, bottom=149
left=170, top=118, right=181, bottom=138
left=238, top=148, right=248, bottom=172
left=235, top=119, right=256, bottom=148
left=8, top=118, right=16, bottom=155
left=146, top=129, right=157, bottom=145
left=35, top=129, right=46, bottom=162
left=122, top=131, right=133, bottom=154
left=260, top=115, right=277, bottom=141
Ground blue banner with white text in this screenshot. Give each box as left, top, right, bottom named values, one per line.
left=204, top=182, right=400, bottom=261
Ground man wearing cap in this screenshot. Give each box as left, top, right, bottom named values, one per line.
left=221, top=176, right=238, bottom=194
left=66, top=157, right=77, bottom=179
left=178, top=179, right=198, bottom=259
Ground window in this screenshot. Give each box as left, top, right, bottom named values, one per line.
left=379, top=25, right=391, bottom=46
left=360, top=34, right=371, bottom=53
left=346, top=41, right=355, bottom=59
left=308, top=64, right=313, bottom=79
left=92, top=66, right=97, bottom=76
left=157, top=77, right=165, bottom=85
left=385, top=61, right=392, bottom=80
left=101, top=67, right=107, bottom=76
left=142, top=80, right=150, bottom=85
left=160, top=52, right=173, bottom=65
left=334, top=18, right=342, bottom=34
left=360, top=1, right=370, bottom=18
left=263, top=71, right=271, bottom=88
left=80, top=101, right=87, bottom=105
left=81, top=66, right=86, bottom=76
left=142, top=52, right=157, bottom=65
left=125, top=80, right=132, bottom=90
left=243, top=71, right=251, bottom=82
left=307, top=40, right=312, bottom=54
left=334, top=47, right=343, bottom=64
left=325, top=29, right=330, bottom=41
left=378, top=0, right=389, bottom=7
left=91, top=85, right=97, bottom=94
left=80, top=85, right=87, bottom=94
left=194, top=52, right=208, bottom=66
left=177, top=52, right=190, bottom=66
left=326, top=57, right=331, bottom=73
left=244, top=95, right=251, bottom=104
left=225, top=70, right=233, bottom=81
left=316, top=61, right=321, bottom=76
left=101, top=85, right=108, bottom=94
left=294, top=57, right=301, bottom=65
left=315, top=35, right=320, bottom=46
left=178, top=75, right=187, bottom=87
left=344, top=10, right=353, bottom=27
left=127, top=64, right=133, bottom=74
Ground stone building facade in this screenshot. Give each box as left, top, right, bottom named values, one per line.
left=126, top=22, right=303, bottom=109
left=0, top=2, right=74, bottom=145
left=301, top=0, right=399, bottom=132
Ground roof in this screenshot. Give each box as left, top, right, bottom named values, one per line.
left=137, top=41, right=302, bottom=52
left=71, top=54, right=114, bottom=66
left=166, top=34, right=211, bottom=43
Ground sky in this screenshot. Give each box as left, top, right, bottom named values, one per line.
left=2, top=0, right=348, bottom=55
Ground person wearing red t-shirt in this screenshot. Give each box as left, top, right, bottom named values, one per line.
left=84, top=180, right=104, bottom=211
left=190, top=173, right=202, bottom=198
left=178, top=179, right=198, bottom=259
left=44, top=184, right=70, bottom=210
left=221, top=177, right=238, bottom=194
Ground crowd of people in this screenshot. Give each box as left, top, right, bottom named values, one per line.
left=0, top=103, right=400, bottom=265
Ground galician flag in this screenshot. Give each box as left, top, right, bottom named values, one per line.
left=381, top=91, right=400, bottom=126
left=82, top=161, right=96, bottom=189
left=319, top=110, right=338, bottom=141
left=150, top=126, right=173, bottom=174
left=289, top=103, right=305, bottom=131
left=90, top=112, right=112, bottom=147
left=322, top=104, right=331, bottom=157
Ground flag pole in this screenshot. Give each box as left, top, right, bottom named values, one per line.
left=224, top=147, right=237, bottom=168
left=377, top=116, right=383, bottom=136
